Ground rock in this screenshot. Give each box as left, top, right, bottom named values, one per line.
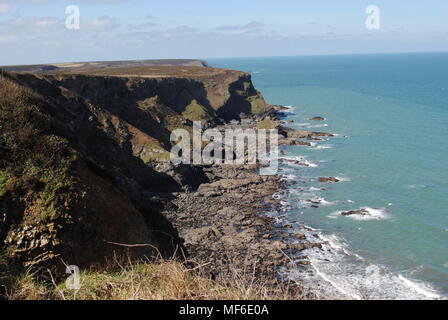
left=295, top=233, right=306, bottom=240
left=280, top=126, right=334, bottom=139
left=341, top=209, right=369, bottom=216
left=152, top=162, right=210, bottom=191
left=310, top=117, right=325, bottom=121
left=319, top=177, right=340, bottom=183
left=262, top=233, right=273, bottom=240
left=278, top=138, right=298, bottom=146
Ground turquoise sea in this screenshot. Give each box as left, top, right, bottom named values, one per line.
left=210, top=53, right=448, bottom=299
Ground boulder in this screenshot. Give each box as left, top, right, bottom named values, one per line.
left=319, top=177, right=340, bottom=183
left=341, top=209, right=369, bottom=216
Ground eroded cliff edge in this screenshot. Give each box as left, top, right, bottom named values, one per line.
left=0, top=66, right=270, bottom=274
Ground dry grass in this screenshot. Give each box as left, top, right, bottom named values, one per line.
left=3, top=257, right=298, bottom=301
left=64, top=66, right=243, bottom=79
left=257, top=118, right=279, bottom=130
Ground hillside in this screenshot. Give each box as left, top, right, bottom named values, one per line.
left=0, top=62, right=270, bottom=280
left=0, top=59, right=209, bottom=74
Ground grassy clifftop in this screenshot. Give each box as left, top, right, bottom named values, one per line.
left=0, top=59, right=209, bottom=74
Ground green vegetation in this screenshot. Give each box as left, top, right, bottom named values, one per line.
left=0, top=169, right=8, bottom=197
left=182, top=99, right=214, bottom=122
left=247, top=92, right=269, bottom=114
left=0, top=76, right=80, bottom=247
left=257, top=118, right=279, bottom=130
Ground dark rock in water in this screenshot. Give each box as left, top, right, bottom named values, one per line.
left=279, top=125, right=333, bottom=139
left=288, top=242, right=327, bottom=252
left=319, top=177, right=340, bottom=183
left=341, top=209, right=369, bottom=216
left=278, top=137, right=312, bottom=146
left=295, top=233, right=306, bottom=240
left=295, top=140, right=312, bottom=146
left=310, top=116, right=325, bottom=121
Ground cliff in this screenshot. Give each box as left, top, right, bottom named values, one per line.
left=0, top=64, right=270, bottom=275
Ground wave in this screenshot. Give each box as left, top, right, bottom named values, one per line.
left=308, top=123, right=329, bottom=129
left=281, top=174, right=298, bottom=182
left=279, top=155, right=319, bottom=168
left=284, top=222, right=444, bottom=300
left=407, top=184, right=427, bottom=189
left=397, top=275, right=442, bottom=299
left=302, top=197, right=336, bottom=206
left=310, top=144, right=334, bottom=150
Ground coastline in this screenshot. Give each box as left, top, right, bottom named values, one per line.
left=2, top=57, right=446, bottom=300
left=161, top=105, right=337, bottom=299
left=163, top=102, right=447, bottom=300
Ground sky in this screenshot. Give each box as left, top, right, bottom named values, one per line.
left=0, top=0, right=447, bottom=65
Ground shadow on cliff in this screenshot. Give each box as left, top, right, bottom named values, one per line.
left=1, top=73, right=185, bottom=274
left=9, top=73, right=182, bottom=194
left=50, top=75, right=218, bottom=145
left=216, top=79, right=258, bottom=121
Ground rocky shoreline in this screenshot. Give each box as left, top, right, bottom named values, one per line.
left=160, top=107, right=334, bottom=298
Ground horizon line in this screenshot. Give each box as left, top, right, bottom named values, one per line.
left=1, top=50, right=447, bottom=68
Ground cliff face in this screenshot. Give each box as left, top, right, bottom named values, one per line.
left=11, top=68, right=268, bottom=161
left=0, top=66, right=269, bottom=274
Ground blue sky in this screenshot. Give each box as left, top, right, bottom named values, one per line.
left=0, top=0, right=447, bottom=65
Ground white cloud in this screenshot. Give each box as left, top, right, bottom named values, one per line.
left=35, top=19, right=58, bottom=27
left=214, top=21, right=266, bottom=32
left=83, top=16, right=120, bottom=31
left=0, top=3, right=11, bottom=13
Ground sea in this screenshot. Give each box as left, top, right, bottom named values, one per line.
left=210, top=52, right=448, bottom=300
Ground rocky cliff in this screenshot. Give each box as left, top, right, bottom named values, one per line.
left=0, top=65, right=270, bottom=275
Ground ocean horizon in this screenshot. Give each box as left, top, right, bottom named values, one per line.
left=210, top=52, right=448, bottom=299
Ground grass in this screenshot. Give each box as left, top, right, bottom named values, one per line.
left=247, top=92, right=269, bottom=114
left=63, top=66, right=242, bottom=79
left=0, top=169, right=8, bottom=197
left=2, top=257, right=298, bottom=300
left=257, top=118, right=279, bottom=130
left=182, top=99, right=215, bottom=122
